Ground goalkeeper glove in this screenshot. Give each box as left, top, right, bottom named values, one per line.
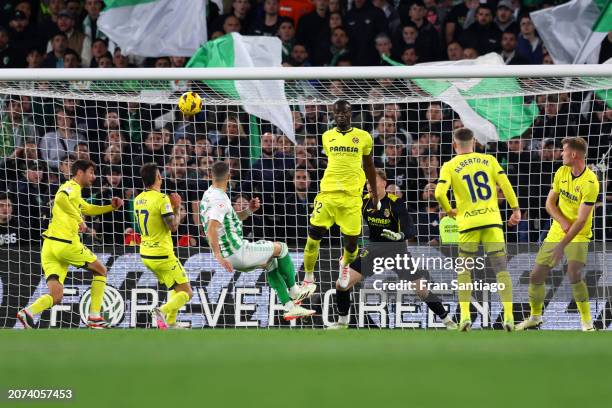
left=381, top=229, right=404, bottom=241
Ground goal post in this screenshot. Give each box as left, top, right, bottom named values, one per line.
left=0, top=66, right=610, bottom=329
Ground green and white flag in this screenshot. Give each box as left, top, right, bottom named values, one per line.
left=187, top=33, right=295, bottom=144
left=531, top=0, right=612, bottom=64
left=98, top=0, right=207, bottom=57
left=383, top=53, right=538, bottom=144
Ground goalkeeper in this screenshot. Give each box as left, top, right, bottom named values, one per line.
left=17, top=160, right=123, bottom=329
left=328, top=169, right=457, bottom=329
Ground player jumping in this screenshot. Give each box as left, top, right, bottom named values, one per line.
left=434, top=128, right=521, bottom=331
left=328, top=169, right=457, bottom=329
left=135, top=163, right=194, bottom=330
left=300, top=99, right=379, bottom=291
left=201, top=161, right=316, bottom=321
left=17, top=160, right=123, bottom=329
left=517, top=137, right=598, bottom=332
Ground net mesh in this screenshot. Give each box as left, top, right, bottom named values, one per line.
left=0, top=74, right=610, bottom=329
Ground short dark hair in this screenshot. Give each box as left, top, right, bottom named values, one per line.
left=333, top=99, right=351, bottom=111
left=0, top=192, right=10, bottom=202
left=140, top=162, right=159, bottom=187
left=71, top=159, right=95, bottom=175
left=454, top=128, right=474, bottom=142
left=562, top=137, right=588, bottom=156
left=211, top=161, right=230, bottom=181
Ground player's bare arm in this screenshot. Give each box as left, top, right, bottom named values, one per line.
left=495, top=171, right=521, bottom=226
left=363, top=153, right=379, bottom=208
left=236, top=197, right=260, bottom=220
left=206, top=219, right=233, bottom=272
left=545, top=190, right=571, bottom=232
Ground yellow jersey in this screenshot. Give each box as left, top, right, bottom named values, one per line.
left=436, top=153, right=518, bottom=233
left=134, top=190, right=175, bottom=257
left=320, top=127, right=373, bottom=196
left=44, top=179, right=112, bottom=242
left=551, top=165, right=599, bottom=239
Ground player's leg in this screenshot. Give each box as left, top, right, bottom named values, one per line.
left=18, top=241, right=67, bottom=328
left=516, top=242, right=554, bottom=330
left=412, top=277, right=456, bottom=329
left=565, top=241, right=593, bottom=330
left=271, top=241, right=316, bottom=303
left=457, top=231, right=480, bottom=330
left=482, top=227, right=514, bottom=330
left=157, top=258, right=192, bottom=329
left=303, top=193, right=334, bottom=283
left=328, top=267, right=363, bottom=330
left=336, top=195, right=362, bottom=287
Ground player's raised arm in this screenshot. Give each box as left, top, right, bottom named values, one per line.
left=80, top=197, right=122, bottom=216
left=162, top=193, right=182, bottom=233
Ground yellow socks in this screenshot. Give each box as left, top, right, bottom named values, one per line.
left=165, top=290, right=177, bottom=325
left=27, top=294, right=54, bottom=315
left=89, top=275, right=107, bottom=316
left=572, top=281, right=591, bottom=323
left=342, top=247, right=359, bottom=266
left=496, top=271, right=513, bottom=322
left=159, top=291, right=190, bottom=317
left=457, top=271, right=472, bottom=322
left=303, top=237, right=321, bottom=281
left=528, top=283, right=545, bottom=316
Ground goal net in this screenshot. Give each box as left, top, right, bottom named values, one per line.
left=0, top=66, right=610, bottom=330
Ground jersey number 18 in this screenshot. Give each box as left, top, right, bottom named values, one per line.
left=462, top=171, right=492, bottom=203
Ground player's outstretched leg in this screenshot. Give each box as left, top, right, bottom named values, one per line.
left=274, top=242, right=315, bottom=304
left=18, top=277, right=64, bottom=329
left=86, top=260, right=111, bottom=329
left=414, top=278, right=456, bottom=330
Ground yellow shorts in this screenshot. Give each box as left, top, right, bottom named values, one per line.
left=310, top=192, right=362, bottom=236
left=142, top=255, right=189, bottom=289
left=41, top=237, right=97, bottom=284
left=535, top=229, right=589, bottom=267
left=458, top=226, right=505, bottom=256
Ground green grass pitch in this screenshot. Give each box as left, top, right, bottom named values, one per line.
left=1, top=330, right=610, bottom=408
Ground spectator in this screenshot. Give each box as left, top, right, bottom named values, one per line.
left=517, top=15, right=543, bottom=64
left=375, top=32, right=393, bottom=64
left=463, top=46, right=479, bottom=59
left=211, top=0, right=253, bottom=35
left=288, top=43, right=310, bottom=66
left=0, top=192, right=29, bottom=246
left=277, top=17, right=295, bottom=63
left=295, top=0, right=329, bottom=66
left=399, top=45, right=418, bottom=65
left=63, top=48, right=81, bottom=67
left=500, top=31, right=528, bottom=65
left=382, top=137, right=409, bottom=189
left=443, top=0, right=478, bottom=46
left=112, top=47, right=130, bottom=68
left=0, top=98, right=38, bottom=160
left=39, top=109, right=87, bottom=170
left=283, top=168, right=315, bottom=245
left=214, top=115, right=250, bottom=165
left=461, top=4, right=501, bottom=55
left=83, top=0, right=106, bottom=41
left=8, top=10, right=42, bottom=56
left=89, top=37, right=108, bottom=67
left=446, top=40, right=463, bottom=61
left=414, top=182, right=441, bottom=244
left=328, top=11, right=342, bottom=30
left=96, top=52, right=112, bottom=68
left=532, top=94, right=577, bottom=140
left=393, top=23, right=417, bottom=58
left=344, top=0, right=388, bottom=66
left=0, top=26, right=24, bottom=68
left=249, top=0, right=281, bottom=36
left=15, top=160, right=50, bottom=238
left=137, top=131, right=166, bottom=168
left=38, top=0, right=66, bottom=41
left=495, top=1, right=519, bottom=34
left=319, top=26, right=349, bottom=66
left=373, top=0, right=400, bottom=34
left=46, top=9, right=92, bottom=67
left=26, top=48, right=44, bottom=68
left=329, top=0, right=341, bottom=13
left=401, top=1, right=440, bottom=62
left=41, top=32, right=69, bottom=68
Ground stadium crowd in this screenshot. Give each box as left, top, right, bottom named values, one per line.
left=0, top=0, right=610, bottom=249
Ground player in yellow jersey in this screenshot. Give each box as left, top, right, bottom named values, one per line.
left=134, top=163, right=193, bottom=330
left=17, top=160, right=123, bottom=329
left=517, top=137, right=599, bottom=332
left=300, top=99, right=379, bottom=291
left=435, top=128, right=521, bottom=331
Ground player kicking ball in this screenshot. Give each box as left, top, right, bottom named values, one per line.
left=300, top=99, right=379, bottom=293
left=328, top=169, right=457, bottom=330
left=435, top=128, right=521, bottom=332
left=201, top=161, right=315, bottom=321
left=517, top=137, right=598, bottom=332
left=17, top=160, right=123, bottom=329
left=135, top=163, right=193, bottom=330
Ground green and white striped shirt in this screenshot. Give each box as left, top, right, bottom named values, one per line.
left=200, top=186, right=244, bottom=257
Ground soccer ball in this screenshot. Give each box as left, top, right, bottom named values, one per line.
left=178, top=91, right=202, bottom=116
